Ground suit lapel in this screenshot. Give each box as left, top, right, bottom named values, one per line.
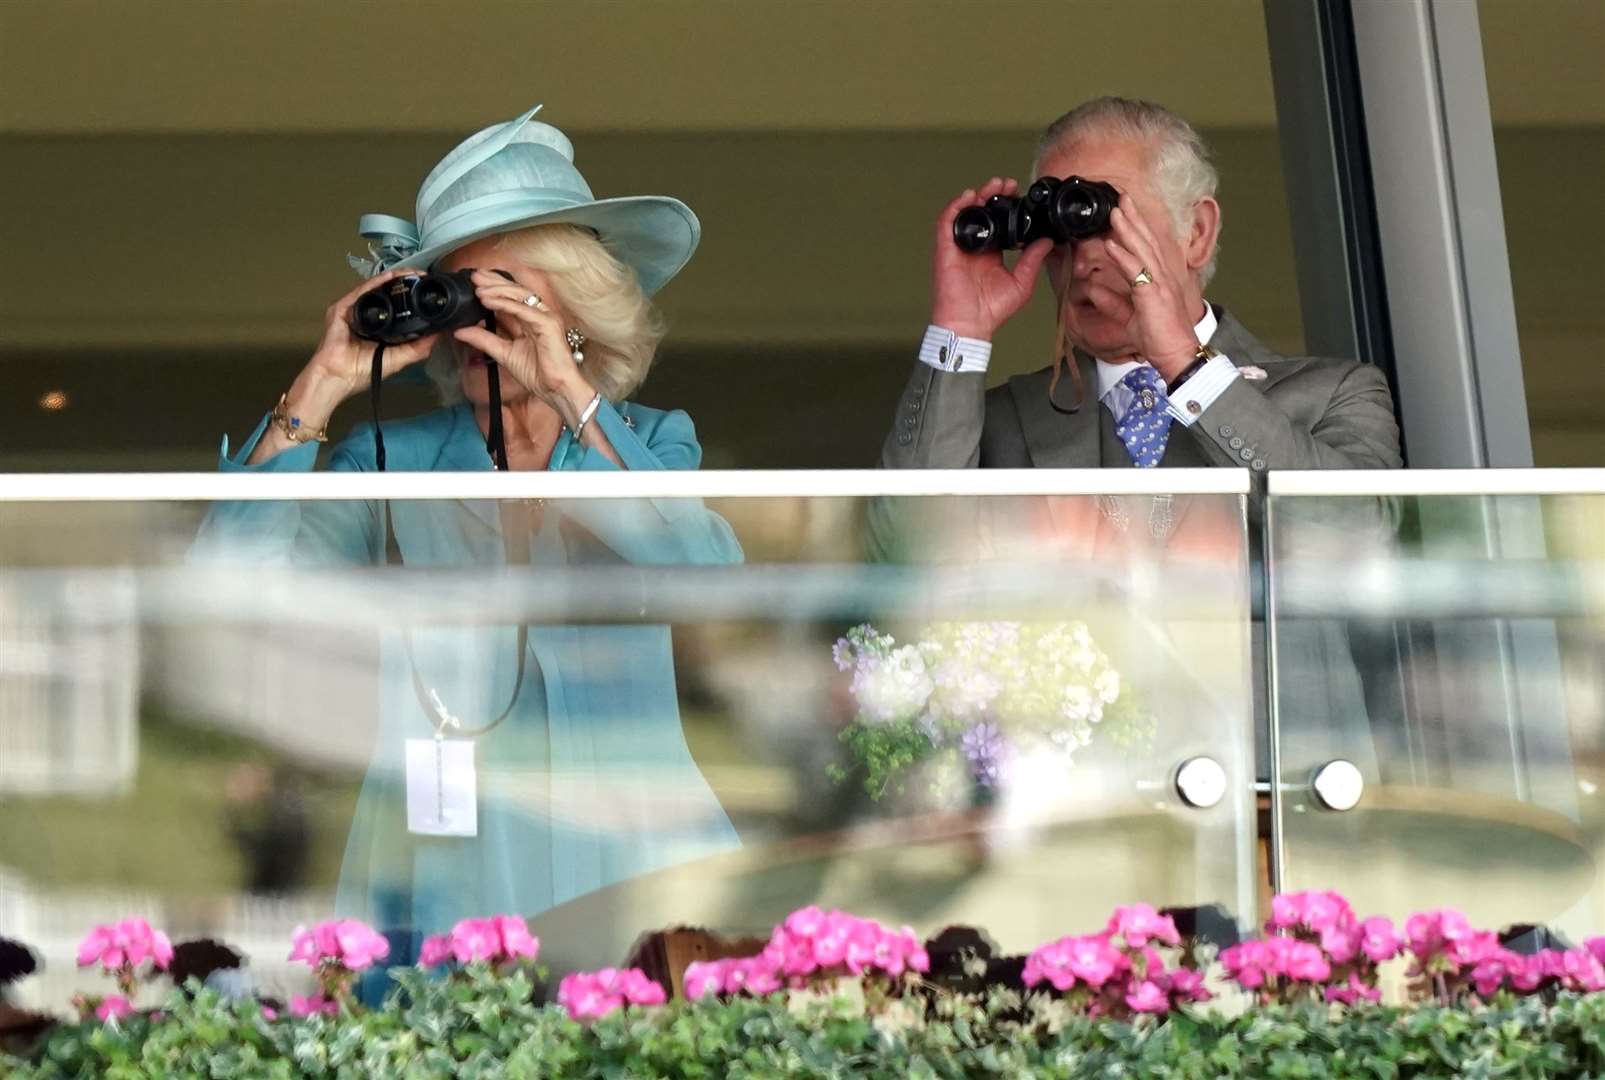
left=1006, top=351, right=1105, bottom=468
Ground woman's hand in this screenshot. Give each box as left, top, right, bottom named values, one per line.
left=457, top=268, right=597, bottom=431
left=930, top=177, right=1053, bottom=341
left=306, top=268, right=442, bottom=398
left=245, top=270, right=441, bottom=465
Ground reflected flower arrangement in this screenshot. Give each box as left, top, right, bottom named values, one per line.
left=830, top=621, right=1150, bottom=799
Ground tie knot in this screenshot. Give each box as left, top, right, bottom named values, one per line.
left=1120, top=365, right=1165, bottom=396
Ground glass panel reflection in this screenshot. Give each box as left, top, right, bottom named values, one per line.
left=1, top=489, right=1254, bottom=1008
left=1269, top=488, right=1605, bottom=942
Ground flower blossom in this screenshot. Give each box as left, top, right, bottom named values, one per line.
left=289, top=994, right=340, bottom=1018
left=558, top=967, right=664, bottom=1020
left=95, top=995, right=134, bottom=1023
left=419, top=914, right=540, bottom=969
left=1106, top=904, right=1180, bottom=949
left=76, top=918, right=174, bottom=975
left=287, top=919, right=389, bottom=973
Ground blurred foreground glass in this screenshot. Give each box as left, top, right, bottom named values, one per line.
left=1267, top=480, right=1605, bottom=941
left=0, top=483, right=1254, bottom=1008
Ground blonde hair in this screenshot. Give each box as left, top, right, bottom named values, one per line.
left=426, top=223, right=666, bottom=403
left=1034, top=96, right=1221, bottom=287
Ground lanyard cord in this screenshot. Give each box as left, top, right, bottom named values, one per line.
left=369, top=305, right=531, bottom=740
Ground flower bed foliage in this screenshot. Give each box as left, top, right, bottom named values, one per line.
left=6, top=894, right=1604, bottom=1078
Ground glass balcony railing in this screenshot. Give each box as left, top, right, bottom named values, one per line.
left=1265, top=469, right=1605, bottom=943
left=0, top=470, right=1257, bottom=1008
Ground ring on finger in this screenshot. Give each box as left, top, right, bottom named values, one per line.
left=522, top=293, right=544, bottom=309
left=1131, top=268, right=1154, bottom=288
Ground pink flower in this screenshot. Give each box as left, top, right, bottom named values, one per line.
left=1358, top=917, right=1402, bottom=963
left=418, top=934, right=453, bottom=968
left=95, top=995, right=134, bottom=1023
left=261, top=1006, right=279, bottom=1021
left=77, top=926, right=117, bottom=969
left=1447, top=930, right=1501, bottom=969
left=812, top=927, right=849, bottom=968
left=1221, top=940, right=1282, bottom=990
left=1587, top=937, right=1605, bottom=966
left=1106, top=904, right=1180, bottom=948
left=559, top=971, right=622, bottom=1020
left=289, top=994, right=339, bottom=1018
left=449, top=918, right=502, bottom=965
left=1023, top=939, right=1078, bottom=992
left=1319, top=922, right=1361, bottom=965
left=784, top=906, right=826, bottom=939
left=1125, top=980, right=1169, bottom=1013
left=1470, top=950, right=1516, bottom=997
left=1065, top=935, right=1125, bottom=988
left=1508, top=952, right=1545, bottom=993
left=684, top=960, right=725, bottom=999
left=76, top=919, right=173, bottom=974
left=1405, top=909, right=1475, bottom=959
left=1324, top=973, right=1381, bottom=1006
left=1268, top=891, right=1352, bottom=934
left=559, top=967, right=663, bottom=1019
left=617, top=969, right=667, bottom=1006
left=289, top=919, right=388, bottom=972
left=492, top=915, right=540, bottom=961
left=333, top=920, right=389, bottom=971
left=1164, top=967, right=1211, bottom=1004
left=1282, top=940, right=1331, bottom=982
left=738, top=957, right=782, bottom=996
left=1559, top=948, right=1605, bottom=993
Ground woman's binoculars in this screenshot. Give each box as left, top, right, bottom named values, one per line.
left=350, top=270, right=491, bottom=344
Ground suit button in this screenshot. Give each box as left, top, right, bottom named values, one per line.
left=1219, top=425, right=1234, bottom=438
left=1252, top=458, right=1267, bottom=471
left=909, top=400, right=921, bottom=412
left=898, top=432, right=913, bottom=445
left=1239, top=447, right=1254, bottom=461
left=1228, top=436, right=1244, bottom=450
left=902, top=415, right=916, bottom=429
left=1186, top=400, right=1201, bottom=415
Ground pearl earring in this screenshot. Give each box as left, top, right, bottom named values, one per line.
left=565, top=327, right=586, bottom=364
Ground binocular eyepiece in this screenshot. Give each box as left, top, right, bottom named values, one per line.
left=350, top=269, right=491, bottom=345
left=952, top=175, right=1120, bottom=254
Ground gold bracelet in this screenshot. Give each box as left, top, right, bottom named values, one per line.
left=271, top=393, right=329, bottom=444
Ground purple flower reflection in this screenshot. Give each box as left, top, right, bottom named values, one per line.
left=959, top=722, right=1012, bottom=786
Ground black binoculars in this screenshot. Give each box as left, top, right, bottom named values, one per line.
left=349, top=269, right=490, bottom=345
left=952, top=175, right=1120, bottom=253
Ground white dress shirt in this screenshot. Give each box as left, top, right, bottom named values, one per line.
left=918, top=304, right=1241, bottom=428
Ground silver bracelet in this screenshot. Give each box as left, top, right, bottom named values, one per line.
left=571, top=392, right=603, bottom=443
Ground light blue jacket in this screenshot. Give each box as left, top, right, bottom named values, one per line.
left=195, top=399, right=743, bottom=958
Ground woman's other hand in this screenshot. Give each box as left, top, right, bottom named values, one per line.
left=246, top=270, right=440, bottom=465
left=458, top=268, right=597, bottom=432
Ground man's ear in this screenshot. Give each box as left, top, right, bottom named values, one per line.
left=1185, top=197, right=1221, bottom=275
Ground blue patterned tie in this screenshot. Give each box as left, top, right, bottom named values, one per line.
left=1114, top=366, right=1173, bottom=468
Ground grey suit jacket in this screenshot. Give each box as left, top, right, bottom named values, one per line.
left=879, top=305, right=1402, bottom=472
left=873, top=306, right=1403, bottom=784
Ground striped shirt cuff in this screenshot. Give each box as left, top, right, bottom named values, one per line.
left=1166, top=354, right=1241, bottom=426
left=917, top=325, right=992, bottom=374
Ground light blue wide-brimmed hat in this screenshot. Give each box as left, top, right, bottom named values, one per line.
left=349, top=104, right=699, bottom=295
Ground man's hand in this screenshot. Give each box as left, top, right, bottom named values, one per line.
left=1091, top=197, right=1202, bottom=381
left=930, top=177, right=1053, bottom=341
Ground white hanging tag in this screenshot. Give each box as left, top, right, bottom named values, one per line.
left=405, top=738, right=478, bottom=837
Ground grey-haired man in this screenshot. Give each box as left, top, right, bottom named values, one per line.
left=880, top=96, right=1401, bottom=472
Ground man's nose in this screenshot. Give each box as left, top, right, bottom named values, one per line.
left=1069, top=237, right=1111, bottom=280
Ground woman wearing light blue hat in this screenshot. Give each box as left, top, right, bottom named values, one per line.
left=194, top=105, right=742, bottom=972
